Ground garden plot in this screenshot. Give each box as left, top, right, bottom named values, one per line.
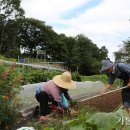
left=16, top=89, right=125, bottom=130
left=17, top=81, right=104, bottom=110
left=16, top=83, right=126, bottom=130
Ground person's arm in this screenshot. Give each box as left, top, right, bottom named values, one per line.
left=127, top=78, right=130, bottom=87
left=99, top=71, right=116, bottom=96
left=60, top=88, right=73, bottom=107
left=60, top=88, right=72, bottom=101
left=63, top=90, right=72, bottom=101
left=99, top=84, right=112, bottom=96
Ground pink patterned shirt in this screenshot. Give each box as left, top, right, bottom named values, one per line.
left=41, top=80, right=61, bottom=102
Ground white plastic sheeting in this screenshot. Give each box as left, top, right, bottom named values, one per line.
left=17, top=81, right=104, bottom=110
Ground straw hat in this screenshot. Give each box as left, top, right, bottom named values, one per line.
left=100, top=59, right=113, bottom=73
left=53, top=71, right=76, bottom=89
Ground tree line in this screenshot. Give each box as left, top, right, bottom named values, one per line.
left=0, top=0, right=108, bottom=75
left=115, top=38, right=130, bottom=63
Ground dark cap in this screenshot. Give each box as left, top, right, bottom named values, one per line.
left=100, top=59, right=113, bottom=73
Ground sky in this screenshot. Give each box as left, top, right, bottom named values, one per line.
left=21, top=0, right=130, bottom=61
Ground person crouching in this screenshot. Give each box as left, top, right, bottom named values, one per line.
left=35, top=71, right=77, bottom=121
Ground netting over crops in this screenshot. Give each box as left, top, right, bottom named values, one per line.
left=17, top=81, right=104, bottom=110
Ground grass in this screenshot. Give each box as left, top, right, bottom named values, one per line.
left=0, top=55, right=17, bottom=62
left=81, top=74, right=123, bottom=89
left=81, top=74, right=108, bottom=84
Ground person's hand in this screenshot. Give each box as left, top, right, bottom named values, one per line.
left=99, top=91, right=105, bottom=96
left=58, top=102, right=68, bottom=109
left=39, top=116, right=46, bottom=121
left=57, top=102, right=63, bottom=108
left=62, top=104, right=69, bottom=109
left=127, top=82, right=130, bottom=88
left=99, top=84, right=111, bottom=96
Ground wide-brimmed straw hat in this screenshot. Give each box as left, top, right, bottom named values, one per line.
left=53, top=71, right=77, bottom=89
left=100, top=59, right=113, bottom=73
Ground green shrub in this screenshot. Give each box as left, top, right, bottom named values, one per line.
left=81, top=74, right=108, bottom=83
left=20, top=66, right=62, bottom=84
left=0, top=62, right=23, bottom=130
left=72, top=72, right=81, bottom=81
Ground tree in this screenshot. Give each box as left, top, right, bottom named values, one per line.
left=1, top=19, right=20, bottom=56
left=64, top=36, right=79, bottom=71
left=75, top=34, right=93, bottom=75
left=99, top=46, right=108, bottom=60
left=18, top=18, right=62, bottom=58
left=18, top=18, right=44, bottom=56
left=48, top=33, right=66, bottom=61
left=0, top=0, right=24, bottom=55
left=40, top=29, right=64, bottom=61
left=123, top=39, right=130, bottom=62
left=115, top=39, right=130, bottom=63
left=0, top=0, right=24, bottom=19
left=75, top=34, right=107, bottom=75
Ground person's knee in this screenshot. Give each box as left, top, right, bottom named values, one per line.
left=39, top=92, right=49, bottom=103
left=40, top=91, right=48, bottom=97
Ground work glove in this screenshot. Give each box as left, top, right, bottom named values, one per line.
left=61, top=93, right=69, bottom=108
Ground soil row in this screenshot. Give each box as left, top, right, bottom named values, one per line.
left=79, top=89, right=122, bottom=112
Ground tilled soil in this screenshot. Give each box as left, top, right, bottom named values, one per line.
left=78, top=89, right=122, bottom=112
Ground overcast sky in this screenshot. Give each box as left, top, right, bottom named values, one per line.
left=21, top=0, right=130, bottom=61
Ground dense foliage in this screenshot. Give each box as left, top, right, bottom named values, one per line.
left=0, top=0, right=24, bottom=56
left=0, top=62, right=23, bottom=130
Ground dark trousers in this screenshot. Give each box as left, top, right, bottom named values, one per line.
left=35, top=91, right=49, bottom=116
left=35, top=91, right=58, bottom=116
left=121, top=78, right=130, bottom=103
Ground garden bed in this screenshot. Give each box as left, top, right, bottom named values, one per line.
left=16, top=88, right=123, bottom=129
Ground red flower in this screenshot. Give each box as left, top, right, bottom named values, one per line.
left=1, top=72, right=8, bottom=79
left=3, top=95, right=9, bottom=100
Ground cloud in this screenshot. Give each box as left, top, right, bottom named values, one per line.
left=21, top=0, right=130, bottom=61
left=21, top=0, right=88, bottom=21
